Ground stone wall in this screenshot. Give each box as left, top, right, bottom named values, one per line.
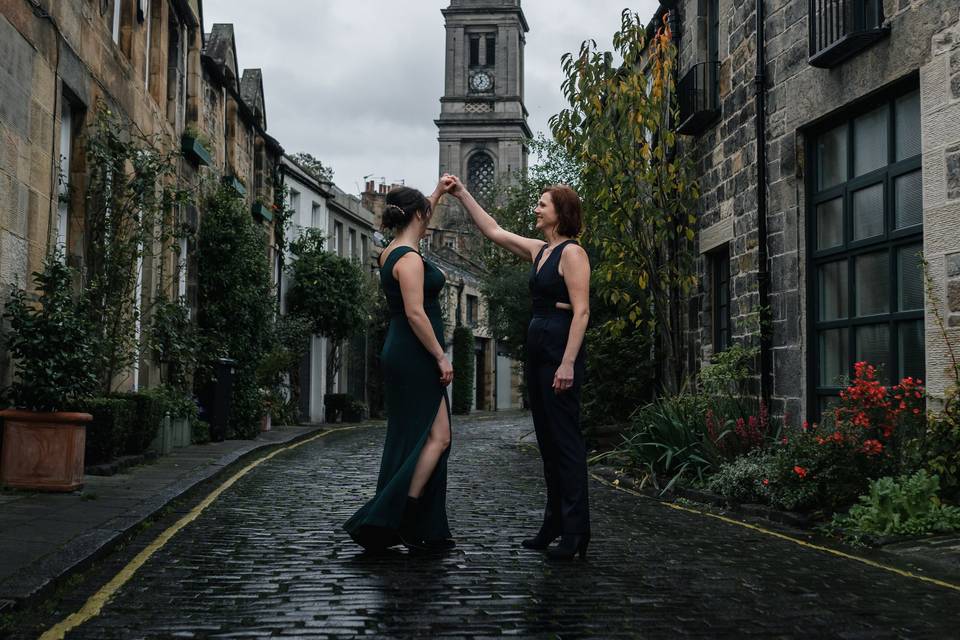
left=0, top=1, right=282, bottom=391
left=920, top=17, right=960, bottom=402
left=675, top=0, right=960, bottom=422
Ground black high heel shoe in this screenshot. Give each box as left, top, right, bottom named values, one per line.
left=546, top=533, right=590, bottom=560
left=521, top=527, right=560, bottom=550
left=398, top=497, right=429, bottom=552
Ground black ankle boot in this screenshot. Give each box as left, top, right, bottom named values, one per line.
left=521, top=526, right=560, bottom=550
left=399, top=497, right=428, bottom=551
left=546, top=533, right=590, bottom=560
left=424, top=537, right=456, bottom=551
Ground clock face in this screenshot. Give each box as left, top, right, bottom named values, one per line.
left=470, top=71, right=493, bottom=92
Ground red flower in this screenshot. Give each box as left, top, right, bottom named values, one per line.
left=793, top=466, right=808, bottom=479
left=762, top=479, right=770, bottom=486
left=861, top=439, right=883, bottom=456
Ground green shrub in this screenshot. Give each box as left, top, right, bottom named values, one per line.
left=324, top=393, right=350, bottom=423
left=343, top=399, right=367, bottom=423
left=452, top=326, right=474, bottom=415
left=191, top=418, right=211, bottom=445
left=831, top=471, right=960, bottom=539
left=2, top=253, right=98, bottom=411
left=582, top=326, right=655, bottom=430
left=616, top=394, right=724, bottom=491
left=920, top=388, right=960, bottom=497
left=195, top=184, right=274, bottom=438
left=74, top=397, right=137, bottom=465
left=762, top=420, right=892, bottom=512
left=111, top=390, right=164, bottom=455
left=707, top=449, right=776, bottom=503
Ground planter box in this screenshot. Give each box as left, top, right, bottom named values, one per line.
left=251, top=202, right=273, bottom=223
left=223, top=175, right=246, bottom=196
left=171, top=416, right=191, bottom=448
left=181, top=134, right=213, bottom=166
left=148, top=415, right=174, bottom=456
left=0, top=410, right=92, bottom=491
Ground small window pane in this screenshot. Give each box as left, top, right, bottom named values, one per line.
left=856, top=324, right=890, bottom=383
left=817, top=197, right=843, bottom=249
left=469, top=37, right=480, bottom=67
left=819, top=328, right=849, bottom=386
left=854, top=105, right=888, bottom=177
left=817, top=124, right=847, bottom=190
left=894, top=170, right=922, bottom=229
left=819, top=261, right=848, bottom=321
left=898, top=320, right=925, bottom=381
left=486, top=36, right=496, bottom=66
left=852, top=183, right=884, bottom=241
left=895, top=91, right=921, bottom=161
left=856, top=251, right=889, bottom=316
left=898, top=244, right=924, bottom=311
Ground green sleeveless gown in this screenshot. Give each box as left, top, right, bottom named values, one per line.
left=343, top=246, right=452, bottom=549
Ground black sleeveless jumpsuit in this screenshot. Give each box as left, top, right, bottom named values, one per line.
left=526, top=239, right=590, bottom=536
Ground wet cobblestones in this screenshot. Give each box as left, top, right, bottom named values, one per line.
left=47, top=413, right=960, bottom=638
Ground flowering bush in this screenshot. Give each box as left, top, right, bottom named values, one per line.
left=833, top=362, right=926, bottom=461
left=706, top=401, right=773, bottom=459
left=710, top=362, right=926, bottom=512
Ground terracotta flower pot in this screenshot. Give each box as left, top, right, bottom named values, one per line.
left=0, top=409, right=92, bottom=492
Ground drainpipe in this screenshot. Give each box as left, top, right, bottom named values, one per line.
left=754, top=0, right=772, bottom=408
left=662, top=0, right=683, bottom=391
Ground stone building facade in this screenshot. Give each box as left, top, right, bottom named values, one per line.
left=0, top=0, right=282, bottom=390
left=663, top=0, right=960, bottom=422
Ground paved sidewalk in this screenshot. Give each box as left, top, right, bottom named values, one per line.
left=0, top=424, right=332, bottom=607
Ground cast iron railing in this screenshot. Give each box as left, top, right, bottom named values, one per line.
left=809, top=0, right=888, bottom=68
left=677, top=61, right=720, bottom=136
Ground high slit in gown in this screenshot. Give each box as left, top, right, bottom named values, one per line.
left=343, top=245, right=452, bottom=550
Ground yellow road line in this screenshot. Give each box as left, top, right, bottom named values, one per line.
left=41, top=425, right=372, bottom=640
left=590, top=473, right=960, bottom=593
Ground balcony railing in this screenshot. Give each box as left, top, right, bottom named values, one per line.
left=677, top=61, right=720, bottom=136
left=808, top=0, right=889, bottom=68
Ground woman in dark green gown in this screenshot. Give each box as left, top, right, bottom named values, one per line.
left=344, top=182, right=455, bottom=552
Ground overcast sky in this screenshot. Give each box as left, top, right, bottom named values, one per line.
left=202, top=0, right=659, bottom=195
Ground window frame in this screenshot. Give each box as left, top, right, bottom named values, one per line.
left=710, top=243, right=731, bottom=353
left=805, top=78, right=924, bottom=419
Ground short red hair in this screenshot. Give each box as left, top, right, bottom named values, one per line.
left=543, top=185, right=582, bottom=238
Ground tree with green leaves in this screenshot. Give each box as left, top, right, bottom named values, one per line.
left=550, top=11, right=700, bottom=393
left=195, top=184, right=275, bottom=438
left=286, top=228, right=370, bottom=392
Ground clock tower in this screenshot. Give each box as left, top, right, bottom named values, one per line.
left=433, top=0, right=531, bottom=247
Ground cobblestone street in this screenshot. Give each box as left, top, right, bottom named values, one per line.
left=20, top=413, right=960, bottom=638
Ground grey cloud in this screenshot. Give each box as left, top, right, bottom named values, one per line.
left=203, top=0, right=658, bottom=193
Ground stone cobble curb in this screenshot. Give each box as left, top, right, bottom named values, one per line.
left=0, top=422, right=369, bottom=608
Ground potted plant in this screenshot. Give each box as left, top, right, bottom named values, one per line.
left=251, top=199, right=274, bottom=223
left=223, top=173, right=246, bottom=197
left=1, top=255, right=98, bottom=491
left=181, top=126, right=213, bottom=167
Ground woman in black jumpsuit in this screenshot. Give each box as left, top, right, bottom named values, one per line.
left=446, top=176, right=591, bottom=560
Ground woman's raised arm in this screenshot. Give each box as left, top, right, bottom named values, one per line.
left=446, top=175, right=544, bottom=262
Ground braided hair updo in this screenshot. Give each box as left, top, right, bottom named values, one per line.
left=381, top=186, right=430, bottom=231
